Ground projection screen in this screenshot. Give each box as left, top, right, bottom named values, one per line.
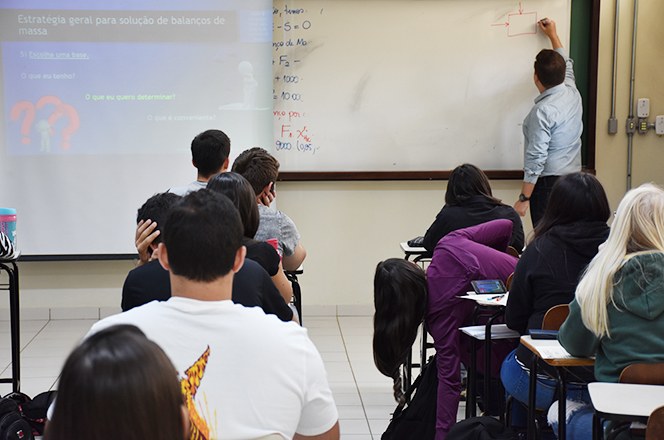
left=0, top=0, right=273, bottom=256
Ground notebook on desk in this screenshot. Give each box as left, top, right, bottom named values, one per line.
left=459, top=292, right=509, bottom=307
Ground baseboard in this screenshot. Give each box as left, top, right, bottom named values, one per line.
left=0, top=306, right=122, bottom=321
left=0, top=304, right=372, bottom=321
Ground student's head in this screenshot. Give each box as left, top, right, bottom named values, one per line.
left=576, top=183, right=664, bottom=337
left=608, top=183, right=664, bottom=255
left=445, top=163, right=501, bottom=206
left=46, top=325, right=186, bottom=440
left=533, top=172, right=610, bottom=239
left=136, top=192, right=182, bottom=247
left=207, top=172, right=260, bottom=238
left=534, top=49, right=566, bottom=89
left=373, top=258, right=427, bottom=404
left=160, top=189, right=243, bottom=282
left=191, top=129, right=231, bottom=178
left=231, top=147, right=279, bottom=197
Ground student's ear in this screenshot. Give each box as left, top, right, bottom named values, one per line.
left=221, top=157, right=230, bottom=172
left=157, top=242, right=171, bottom=271
left=232, top=245, right=246, bottom=274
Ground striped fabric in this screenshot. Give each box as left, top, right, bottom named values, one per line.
left=0, top=232, right=16, bottom=260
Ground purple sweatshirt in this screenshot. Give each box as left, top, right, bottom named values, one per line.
left=426, top=219, right=518, bottom=439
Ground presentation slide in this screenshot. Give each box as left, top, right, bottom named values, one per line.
left=0, top=0, right=273, bottom=255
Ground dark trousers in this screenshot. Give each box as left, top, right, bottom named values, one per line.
left=530, top=176, right=559, bottom=228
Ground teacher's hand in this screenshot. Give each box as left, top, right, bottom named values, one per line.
left=514, top=200, right=529, bottom=217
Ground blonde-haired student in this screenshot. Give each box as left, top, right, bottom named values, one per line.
left=553, top=183, right=664, bottom=439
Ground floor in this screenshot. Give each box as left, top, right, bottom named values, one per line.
left=0, top=315, right=466, bottom=439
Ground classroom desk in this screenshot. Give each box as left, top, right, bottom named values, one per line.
left=400, top=242, right=432, bottom=391
left=460, top=323, right=520, bottom=418
left=589, top=382, right=664, bottom=440
left=459, top=293, right=512, bottom=417
left=284, top=267, right=303, bottom=325
left=520, top=335, right=594, bottom=440
left=399, top=242, right=429, bottom=262
left=0, top=259, right=20, bottom=391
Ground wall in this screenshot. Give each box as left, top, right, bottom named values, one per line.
left=6, top=0, right=663, bottom=316
left=595, top=0, right=664, bottom=210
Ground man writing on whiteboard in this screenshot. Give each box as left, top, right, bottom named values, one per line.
left=513, top=18, right=582, bottom=227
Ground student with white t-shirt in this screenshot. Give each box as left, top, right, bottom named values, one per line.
left=87, top=190, right=339, bottom=440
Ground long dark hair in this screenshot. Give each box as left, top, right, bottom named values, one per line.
left=207, top=172, right=260, bottom=238
left=46, top=325, right=185, bottom=440
left=373, top=259, right=427, bottom=404
left=445, top=164, right=502, bottom=206
left=533, top=172, right=610, bottom=240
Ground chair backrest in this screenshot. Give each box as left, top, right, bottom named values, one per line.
left=647, top=405, right=664, bottom=440
left=541, top=304, right=570, bottom=331
left=505, top=272, right=514, bottom=290
left=506, top=246, right=520, bottom=258
left=619, top=363, right=664, bottom=385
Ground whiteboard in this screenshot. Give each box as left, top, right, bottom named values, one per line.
left=272, top=0, right=572, bottom=172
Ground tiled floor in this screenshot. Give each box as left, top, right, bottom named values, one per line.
left=0, top=315, right=465, bottom=439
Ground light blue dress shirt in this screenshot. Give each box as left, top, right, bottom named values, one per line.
left=522, top=48, right=582, bottom=184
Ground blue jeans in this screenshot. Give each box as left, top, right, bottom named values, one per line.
left=500, top=349, right=590, bottom=425
left=549, top=400, right=594, bottom=440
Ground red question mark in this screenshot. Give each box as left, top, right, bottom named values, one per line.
left=48, top=103, right=80, bottom=150
left=10, top=101, right=36, bottom=144
left=55, top=104, right=80, bottom=149
left=36, top=96, right=63, bottom=137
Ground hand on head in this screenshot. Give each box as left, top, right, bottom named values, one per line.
left=135, top=219, right=160, bottom=265
left=257, top=182, right=275, bottom=207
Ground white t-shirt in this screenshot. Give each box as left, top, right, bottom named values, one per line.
left=87, top=297, right=337, bottom=440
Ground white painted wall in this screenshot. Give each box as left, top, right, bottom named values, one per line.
left=6, top=0, right=664, bottom=314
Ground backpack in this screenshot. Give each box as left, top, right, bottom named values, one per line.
left=381, top=355, right=438, bottom=440
left=447, top=416, right=518, bottom=440
left=0, top=397, right=33, bottom=440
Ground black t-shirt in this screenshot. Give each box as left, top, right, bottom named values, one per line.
left=121, top=258, right=292, bottom=322
left=244, top=238, right=280, bottom=277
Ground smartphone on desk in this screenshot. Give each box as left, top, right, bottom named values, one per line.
left=529, top=329, right=559, bottom=340
left=470, top=279, right=507, bottom=295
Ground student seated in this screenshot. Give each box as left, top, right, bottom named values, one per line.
left=122, top=192, right=294, bottom=322
left=232, top=147, right=306, bottom=271
left=169, top=129, right=231, bottom=196
left=423, top=163, right=524, bottom=253
left=92, top=190, right=339, bottom=439
left=501, top=172, right=610, bottom=418
left=46, top=324, right=187, bottom=440
left=374, top=219, right=518, bottom=439
left=553, top=183, right=664, bottom=439
left=207, top=172, right=293, bottom=304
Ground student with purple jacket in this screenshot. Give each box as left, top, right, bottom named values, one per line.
left=374, top=219, right=518, bottom=439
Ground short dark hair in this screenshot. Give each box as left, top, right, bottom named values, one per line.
left=136, top=192, right=182, bottom=245
left=47, top=325, right=184, bottom=440
left=162, top=189, right=243, bottom=282
left=207, top=172, right=260, bottom=238
left=534, top=172, right=611, bottom=239
left=534, top=49, right=566, bottom=88
left=445, top=163, right=502, bottom=206
left=231, top=147, right=279, bottom=196
left=191, top=129, right=231, bottom=178
left=373, top=258, right=427, bottom=404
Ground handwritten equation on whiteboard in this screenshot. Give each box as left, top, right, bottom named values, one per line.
left=272, top=4, right=319, bottom=155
